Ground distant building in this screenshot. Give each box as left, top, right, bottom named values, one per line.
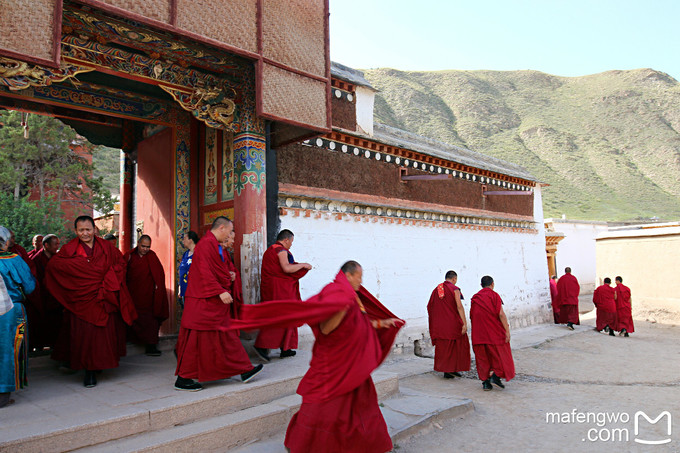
left=596, top=222, right=680, bottom=323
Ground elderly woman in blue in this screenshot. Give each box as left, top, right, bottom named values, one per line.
left=0, top=226, right=36, bottom=408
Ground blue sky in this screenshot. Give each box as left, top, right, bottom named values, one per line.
left=329, top=0, right=680, bottom=80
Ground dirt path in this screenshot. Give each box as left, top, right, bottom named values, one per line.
left=397, top=321, right=680, bottom=453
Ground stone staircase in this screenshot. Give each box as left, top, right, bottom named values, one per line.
left=0, top=347, right=473, bottom=452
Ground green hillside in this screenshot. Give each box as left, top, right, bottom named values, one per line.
left=364, top=68, right=680, bottom=221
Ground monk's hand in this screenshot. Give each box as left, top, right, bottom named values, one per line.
left=229, top=271, right=236, bottom=281
left=505, top=331, right=511, bottom=343
left=373, top=318, right=404, bottom=329
left=302, top=263, right=313, bottom=270
left=461, top=323, right=468, bottom=335
left=219, top=291, right=233, bottom=304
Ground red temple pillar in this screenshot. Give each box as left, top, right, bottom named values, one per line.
left=233, top=129, right=267, bottom=305
left=119, top=151, right=133, bottom=253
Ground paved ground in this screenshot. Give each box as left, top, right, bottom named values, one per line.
left=398, top=316, right=680, bottom=453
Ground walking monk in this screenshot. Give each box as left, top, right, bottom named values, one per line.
left=556, top=267, right=580, bottom=330
left=254, top=229, right=311, bottom=360
left=593, top=278, right=617, bottom=336
left=549, top=275, right=559, bottom=323
left=615, top=276, right=634, bottom=337
left=470, top=275, right=514, bottom=391
left=45, top=216, right=137, bottom=388
left=27, top=235, right=44, bottom=259
left=30, top=234, right=62, bottom=350
left=174, top=216, right=263, bottom=391
left=124, top=235, right=169, bottom=356
left=427, top=270, right=470, bottom=379
left=285, top=261, right=404, bottom=453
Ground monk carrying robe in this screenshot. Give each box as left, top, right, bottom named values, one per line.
left=284, top=261, right=404, bottom=453
left=470, top=275, right=514, bottom=391
left=615, top=276, right=634, bottom=337
left=255, top=229, right=311, bottom=360
left=45, top=216, right=137, bottom=388
left=124, top=235, right=169, bottom=356
left=556, top=267, right=580, bottom=329
left=427, top=270, right=470, bottom=378
left=593, top=278, right=617, bottom=336
left=549, top=276, right=559, bottom=323
left=174, top=217, right=262, bottom=391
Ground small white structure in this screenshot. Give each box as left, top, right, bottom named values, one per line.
left=544, top=218, right=609, bottom=293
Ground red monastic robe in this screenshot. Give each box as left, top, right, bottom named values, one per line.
left=427, top=281, right=471, bottom=373
left=27, top=247, right=42, bottom=260
left=550, top=279, right=559, bottom=323
left=222, top=247, right=242, bottom=321
left=283, top=271, right=402, bottom=453
left=255, top=242, right=308, bottom=350
left=30, top=249, right=62, bottom=348
left=615, top=284, right=634, bottom=333
left=175, top=231, right=252, bottom=382
left=556, top=273, right=580, bottom=325
left=470, top=287, right=515, bottom=381
left=124, top=248, right=169, bottom=345
left=593, top=284, right=617, bottom=331
left=45, top=237, right=137, bottom=370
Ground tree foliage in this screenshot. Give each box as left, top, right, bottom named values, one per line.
left=0, top=193, right=70, bottom=249
left=0, top=110, right=115, bottom=214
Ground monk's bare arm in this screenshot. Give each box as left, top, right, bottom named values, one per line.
left=454, top=289, right=467, bottom=334
left=499, top=306, right=511, bottom=343
left=277, top=251, right=312, bottom=273
left=319, top=309, right=347, bottom=335
left=371, top=318, right=404, bottom=329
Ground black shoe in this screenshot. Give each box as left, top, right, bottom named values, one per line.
left=609, top=328, right=615, bottom=337
left=567, top=322, right=574, bottom=330
left=84, top=370, right=97, bottom=388
left=490, top=373, right=505, bottom=389
left=145, top=344, right=162, bottom=356
left=241, top=364, right=264, bottom=383
left=624, top=332, right=629, bottom=337
left=174, top=376, right=203, bottom=391
left=604, top=325, right=610, bottom=333
left=254, top=347, right=271, bottom=362
left=482, top=379, right=493, bottom=391
left=443, top=372, right=456, bottom=379
left=280, top=349, right=297, bottom=358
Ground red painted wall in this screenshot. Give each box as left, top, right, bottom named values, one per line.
left=136, top=127, right=175, bottom=334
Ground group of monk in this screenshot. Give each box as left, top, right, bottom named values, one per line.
left=427, top=271, right=515, bottom=391
left=550, top=267, right=634, bottom=337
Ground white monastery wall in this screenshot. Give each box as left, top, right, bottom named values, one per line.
left=281, top=193, right=551, bottom=351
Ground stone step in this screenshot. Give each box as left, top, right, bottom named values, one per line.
left=232, top=384, right=474, bottom=452
left=71, top=371, right=400, bottom=453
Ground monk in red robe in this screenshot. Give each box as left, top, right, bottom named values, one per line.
left=124, top=235, right=169, bottom=356
left=27, top=235, right=44, bottom=259
left=556, top=267, right=580, bottom=329
left=285, top=260, right=404, bottom=453
left=593, top=278, right=617, bottom=336
left=427, top=270, right=470, bottom=379
left=254, top=229, right=311, bottom=360
left=174, top=216, right=263, bottom=391
left=220, top=229, right=243, bottom=321
left=470, top=275, right=514, bottom=391
left=45, top=216, right=137, bottom=388
left=615, top=276, right=634, bottom=337
left=30, top=234, right=62, bottom=350
left=549, top=275, right=559, bottom=323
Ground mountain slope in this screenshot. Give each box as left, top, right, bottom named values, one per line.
left=364, top=68, right=680, bottom=221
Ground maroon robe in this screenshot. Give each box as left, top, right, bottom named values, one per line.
left=255, top=242, right=308, bottom=350
left=550, top=279, right=559, bottom=323
left=45, top=237, right=137, bottom=370
left=124, top=248, right=169, bottom=345
left=222, top=247, right=243, bottom=321
left=556, top=273, right=580, bottom=325
left=593, top=284, right=617, bottom=331
left=427, top=281, right=471, bottom=373
left=615, top=284, right=634, bottom=333
left=470, top=287, right=515, bottom=381
left=284, top=271, right=403, bottom=453
left=27, top=247, right=42, bottom=260
left=175, top=231, right=252, bottom=382
left=30, top=249, right=62, bottom=348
